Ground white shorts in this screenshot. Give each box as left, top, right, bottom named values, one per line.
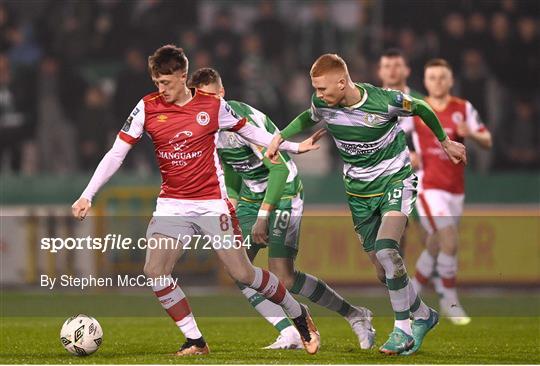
left=146, top=198, right=241, bottom=244
left=415, top=189, right=464, bottom=234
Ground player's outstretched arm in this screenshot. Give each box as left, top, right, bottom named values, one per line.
left=414, top=98, right=467, bottom=165
left=235, top=123, right=300, bottom=153
left=265, top=110, right=319, bottom=160
left=236, top=122, right=324, bottom=157
left=71, top=137, right=132, bottom=220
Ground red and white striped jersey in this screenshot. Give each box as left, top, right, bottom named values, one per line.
left=118, top=90, right=246, bottom=200
left=413, top=96, right=487, bottom=194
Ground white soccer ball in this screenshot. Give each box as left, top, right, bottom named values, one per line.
left=60, top=314, right=103, bottom=356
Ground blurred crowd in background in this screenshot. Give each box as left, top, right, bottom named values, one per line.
left=0, top=0, right=538, bottom=176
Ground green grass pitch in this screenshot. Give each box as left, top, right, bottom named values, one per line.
left=1, top=292, right=539, bottom=364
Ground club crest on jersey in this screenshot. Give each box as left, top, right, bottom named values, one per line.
left=196, top=111, right=210, bottom=126
left=365, top=113, right=377, bottom=126
left=157, top=114, right=168, bottom=122
left=452, top=112, right=464, bottom=124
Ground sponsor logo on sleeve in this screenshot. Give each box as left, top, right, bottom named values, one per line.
left=396, top=92, right=412, bottom=111
left=402, top=93, right=413, bottom=112
left=122, top=116, right=133, bottom=132
left=402, top=99, right=411, bottom=111
left=225, top=103, right=240, bottom=119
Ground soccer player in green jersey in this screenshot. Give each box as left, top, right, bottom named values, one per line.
left=266, top=54, right=467, bottom=355
left=188, top=67, right=376, bottom=350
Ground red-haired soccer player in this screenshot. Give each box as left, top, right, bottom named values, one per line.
left=266, top=54, right=466, bottom=355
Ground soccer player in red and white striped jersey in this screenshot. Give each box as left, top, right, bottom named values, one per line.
left=71, top=45, right=323, bottom=355
left=410, top=59, right=492, bottom=325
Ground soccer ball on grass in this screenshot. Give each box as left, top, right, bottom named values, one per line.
left=60, top=314, right=103, bottom=356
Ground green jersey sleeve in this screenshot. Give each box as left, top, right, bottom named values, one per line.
left=280, top=109, right=318, bottom=139
left=384, top=89, right=416, bottom=118
left=261, top=156, right=289, bottom=206
left=384, top=89, right=447, bottom=142
left=412, top=98, right=447, bottom=141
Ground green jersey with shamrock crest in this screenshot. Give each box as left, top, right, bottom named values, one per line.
left=310, top=83, right=416, bottom=196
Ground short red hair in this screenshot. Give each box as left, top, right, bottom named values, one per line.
left=310, top=54, right=348, bottom=77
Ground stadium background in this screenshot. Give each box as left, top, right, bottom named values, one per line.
left=0, top=0, right=538, bottom=294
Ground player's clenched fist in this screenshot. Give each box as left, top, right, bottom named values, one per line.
left=72, top=197, right=91, bottom=220
left=441, top=137, right=467, bottom=165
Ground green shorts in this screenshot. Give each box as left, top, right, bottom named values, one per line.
left=348, top=175, right=417, bottom=252
left=236, top=192, right=303, bottom=259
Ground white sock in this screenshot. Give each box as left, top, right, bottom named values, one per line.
left=177, top=315, right=203, bottom=339
left=395, top=319, right=412, bottom=335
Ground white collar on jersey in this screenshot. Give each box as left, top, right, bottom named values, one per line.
left=345, top=84, right=368, bottom=109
